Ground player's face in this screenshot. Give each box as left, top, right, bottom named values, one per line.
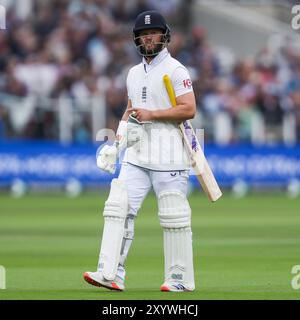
left=138, top=28, right=164, bottom=52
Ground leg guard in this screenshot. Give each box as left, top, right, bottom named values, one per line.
left=158, top=190, right=195, bottom=290
left=98, top=178, right=128, bottom=280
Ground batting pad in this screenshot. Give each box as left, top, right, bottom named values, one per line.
left=99, top=179, right=128, bottom=280
left=158, top=190, right=191, bottom=228
left=163, top=227, right=195, bottom=290
left=158, top=190, right=194, bottom=289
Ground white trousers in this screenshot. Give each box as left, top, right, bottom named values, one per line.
left=118, top=162, right=189, bottom=216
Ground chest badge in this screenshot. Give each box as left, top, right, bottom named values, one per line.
left=142, top=86, right=147, bottom=103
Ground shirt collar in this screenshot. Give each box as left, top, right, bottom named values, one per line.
left=143, top=48, right=169, bottom=73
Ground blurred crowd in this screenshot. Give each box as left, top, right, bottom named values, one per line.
left=0, top=0, right=300, bottom=144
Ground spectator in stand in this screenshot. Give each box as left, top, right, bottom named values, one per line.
left=0, top=0, right=300, bottom=144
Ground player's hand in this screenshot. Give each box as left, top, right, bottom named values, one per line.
left=96, top=145, right=118, bottom=174
left=127, top=108, right=154, bottom=122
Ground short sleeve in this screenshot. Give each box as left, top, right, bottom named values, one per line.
left=171, top=66, right=193, bottom=97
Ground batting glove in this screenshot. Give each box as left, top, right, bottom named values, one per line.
left=96, top=144, right=118, bottom=174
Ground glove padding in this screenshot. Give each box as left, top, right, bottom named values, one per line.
left=126, top=122, right=143, bottom=148
left=117, top=114, right=147, bottom=149
left=126, top=113, right=151, bottom=148
left=96, top=144, right=118, bottom=174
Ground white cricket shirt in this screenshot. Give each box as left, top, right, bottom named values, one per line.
left=124, top=48, right=193, bottom=171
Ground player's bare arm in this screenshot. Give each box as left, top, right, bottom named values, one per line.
left=127, top=92, right=196, bottom=122
left=121, top=100, right=133, bottom=122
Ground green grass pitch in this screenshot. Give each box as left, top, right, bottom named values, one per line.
left=0, top=191, right=300, bottom=300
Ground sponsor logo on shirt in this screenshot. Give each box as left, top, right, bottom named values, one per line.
left=183, top=79, right=192, bottom=89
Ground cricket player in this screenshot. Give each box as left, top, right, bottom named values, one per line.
left=84, top=10, right=196, bottom=292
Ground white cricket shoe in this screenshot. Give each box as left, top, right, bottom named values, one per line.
left=160, top=282, right=195, bottom=292
left=83, top=267, right=125, bottom=291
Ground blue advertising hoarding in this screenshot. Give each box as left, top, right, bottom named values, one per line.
left=0, top=141, right=300, bottom=187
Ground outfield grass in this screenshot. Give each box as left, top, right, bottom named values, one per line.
left=0, top=191, right=300, bottom=300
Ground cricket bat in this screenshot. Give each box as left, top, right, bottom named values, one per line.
left=163, top=74, right=222, bottom=202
